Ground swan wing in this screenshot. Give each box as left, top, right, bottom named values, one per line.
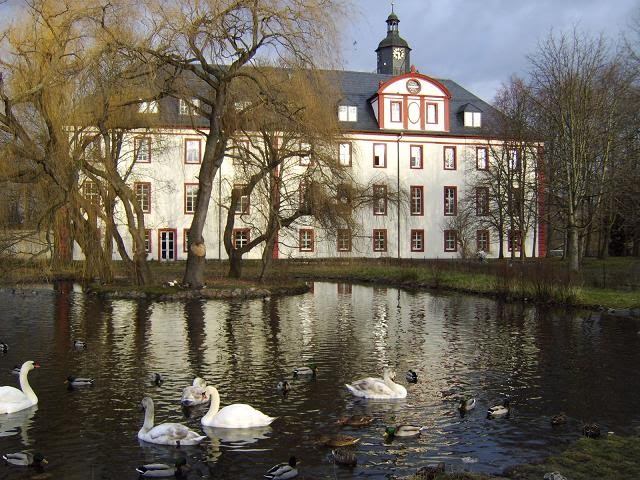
left=0, top=387, right=27, bottom=404
left=210, top=404, right=276, bottom=428
left=147, top=422, right=204, bottom=444
left=345, top=377, right=396, bottom=398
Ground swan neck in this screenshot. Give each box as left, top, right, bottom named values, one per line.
left=142, top=401, right=155, bottom=432
left=19, top=368, right=37, bottom=404
left=202, top=387, right=220, bottom=423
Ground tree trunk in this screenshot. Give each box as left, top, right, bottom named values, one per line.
left=228, top=250, right=243, bottom=279
left=52, top=205, right=73, bottom=268
left=566, top=212, right=580, bottom=272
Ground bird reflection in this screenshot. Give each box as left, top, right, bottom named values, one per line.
left=203, top=425, right=272, bottom=447
left=0, top=404, right=38, bottom=445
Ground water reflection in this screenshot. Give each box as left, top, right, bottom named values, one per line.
left=0, top=282, right=638, bottom=479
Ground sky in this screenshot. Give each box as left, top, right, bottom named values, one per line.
left=341, top=0, right=639, bottom=102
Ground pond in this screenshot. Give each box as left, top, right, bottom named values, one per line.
left=0, top=282, right=638, bottom=479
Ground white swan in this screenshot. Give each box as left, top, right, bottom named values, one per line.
left=201, top=386, right=276, bottom=428
left=345, top=367, right=407, bottom=399
left=180, top=377, right=209, bottom=406
left=0, top=361, right=40, bottom=414
left=138, top=397, right=206, bottom=446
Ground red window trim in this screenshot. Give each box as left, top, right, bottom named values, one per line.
left=390, top=100, right=402, bottom=123
left=232, top=184, right=250, bottom=215
left=443, top=145, right=457, bottom=170
left=373, top=228, right=387, bottom=252
left=426, top=102, right=438, bottom=124
left=444, top=229, right=457, bottom=252
left=134, top=181, right=151, bottom=214
left=476, top=229, right=490, bottom=253
left=134, top=136, right=151, bottom=163
left=409, top=144, right=423, bottom=169
left=299, top=229, right=315, bottom=252
left=373, top=184, right=387, bottom=216
left=476, top=187, right=490, bottom=216
left=184, top=183, right=198, bottom=215
left=373, top=143, right=387, bottom=168
left=183, top=228, right=190, bottom=253
left=337, top=229, right=352, bottom=252
left=232, top=228, right=251, bottom=250
left=410, top=229, right=424, bottom=252
left=184, top=138, right=202, bottom=164
left=410, top=185, right=424, bottom=216
left=476, top=146, right=489, bottom=170
left=157, top=228, right=177, bottom=261
left=444, top=186, right=457, bottom=216
left=508, top=229, right=522, bottom=252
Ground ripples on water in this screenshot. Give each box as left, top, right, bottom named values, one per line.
left=0, top=282, right=638, bottom=479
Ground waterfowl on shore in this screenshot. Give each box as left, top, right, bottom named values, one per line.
left=551, top=413, right=568, bottom=426
left=336, top=415, right=373, bottom=427
left=201, top=386, right=276, bottom=428
left=2, top=451, right=47, bottom=467
left=487, top=399, right=510, bottom=419
left=149, top=373, right=164, bottom=386
left=345, top=367, right=407, bottom=400
left=65, top=376, right=94, bottom=387
left=582, top=422, right=601, bottom=438
left=0, top=361, right=40, bottom=414
left=458, top=397, right=477, bottom=416
left=292, top=365, right=316, bottom=377
left=73, top=339, right=87, bottom=349
left=383, top=425, right=425, bottom=440
left=264, top=456, right=298, bottom=479
left=138, top=397, right=206, bottom=446
left=136, top=458, right=190, bottom=478
left=180, top=377, right=209, bottom=406
left=406, top=369, right=418, bottom=384
left=316, top=434, right=360, bottom=448
left=331, top=447, right=357, bottom=467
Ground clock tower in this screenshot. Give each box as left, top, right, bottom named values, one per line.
left=376, top=6, right=411, bottom=76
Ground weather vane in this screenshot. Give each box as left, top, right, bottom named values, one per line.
left=391, top=1, right=395, bottom=13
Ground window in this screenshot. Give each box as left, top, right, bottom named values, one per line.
left=144, top=229, right=151, bottom=253
left=410, top=145, right=423, bottom=169
left=185, top=138, right=201, bottom=164
left=338, top=105, right=357, bottom=122
left=410, top=186, right=423, bottom=215
left=373, top=143, right=386, bottom=168
left=158, top=229, right=176, bottom=261
left=508, top=148, right=520, bottom=171
left=444, top=146, right=456, bottom=170
left=299, top=143, right=311, bottom=166
left=444, top=230, right=457, bottom=252
left=184, top=184, right=198, bottom=214
left=84, top=137, right=103, bottom=163
left=179, top=98, right=199, bottom=116
left=464, top=111, right=481, bottom=127
left=83, top=180, right=101, bottom=207
left=336, top=183, right=352, bottom=216
left=138, top=100, right=158, bottom=113
left=411, top=229, right=424, bottom=252
left=476, top=187, right=490, bottom=215
left=390, top=101, right=402, bottom=122
left=233, top=228, right=250, bottom=249
left=134, top=182, right=151, bottom=213
left=339, top=143, right=352, bottom=167
left=426, top=103, right=438, bottom=124
left=299, top=229, right=314, bottom=252
left=183, top=229, right=190, bottom=253
left=373, top=229, right=387, bottom=252
left=337, top=229, right=351, bottom=252
left=476, top=230, right=490, bottom=253
left=508, top=229, right=522, bottom=252
left=476, top=147, right=488, bottom=170
left=444, top=186, right=457, bottom=216
left=134, top=137, right=151, bottom=163
left=373, top=184, right=387, bottom=215
left=232, top=184, right=249, bottom=214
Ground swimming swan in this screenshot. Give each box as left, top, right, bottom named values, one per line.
left=138, top=397, right=206, bottom=446
left=180, top=377, right=210, bottom=406
left=0, top=361, right=40, bottom=414
left=201, top=386, right=276, bottom=428
left=345, top=367, right=407, bottom=399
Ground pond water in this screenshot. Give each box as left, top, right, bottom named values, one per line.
left=0, top=282, right=638, bottom=480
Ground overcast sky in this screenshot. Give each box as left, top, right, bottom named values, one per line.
left=342, top=0, right=638, bottom=102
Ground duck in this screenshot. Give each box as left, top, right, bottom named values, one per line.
left=406, top=369, right=418, bottom=383
left=458, top=397, right=477, bottom=416
left=136, top=458, right=190, bottom=478
left=65, top=376, right=94, bottom=387
left=292, top=365, right=316, bottom=377
left=551, top=412, right=568, bottom=426
left=73, top=339, right=87, bottom=349
left=0, top=342, right=8, bottom=353
left=331, top=447, right=357, bottom=467
left=276, top=381, right=290, bottom=393
left=345, top=367, right=407, bottom=399
left=336, top=415, right=374, bottom=427
left=180, top=377, right=210, bottom=406
left=201, top=385, right=276, bottom=428
left=138, top=396, right=206, bottom=446
left=316, top=434, right=360, bottom=448
left=487, top=399, right=510, bottom=418
left=10, top=365, right=20, bottom=375
left=2, top=451, right=48, bottom=467
left=383, top=425, right=425, bottom=440
left=0, top=361, right=40, bottom=414
left=264, top=456, right=298, bottom=479
left=582, top=422, right=601, bottom=438
left=149, top=373, right=164, bottom=386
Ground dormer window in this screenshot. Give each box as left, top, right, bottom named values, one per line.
left=338, top=105, right=357, bottom=122
left=460, top=103, right=482, bottom=128
left=179, top=98, right=200, bottom=116
left=138, top=100, right=158, bottom=114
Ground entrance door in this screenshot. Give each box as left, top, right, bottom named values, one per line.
left=159, top=229, right=176, bottom=261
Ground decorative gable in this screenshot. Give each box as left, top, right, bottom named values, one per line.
left=369, top=66, right=451, bottom=132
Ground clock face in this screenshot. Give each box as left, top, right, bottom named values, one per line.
left=393, top=47, right=405, bottom=60
left=406, top=79, right=421, bottom=94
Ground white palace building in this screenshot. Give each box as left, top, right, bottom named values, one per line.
left=77, top=9, right=545, bottom=263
